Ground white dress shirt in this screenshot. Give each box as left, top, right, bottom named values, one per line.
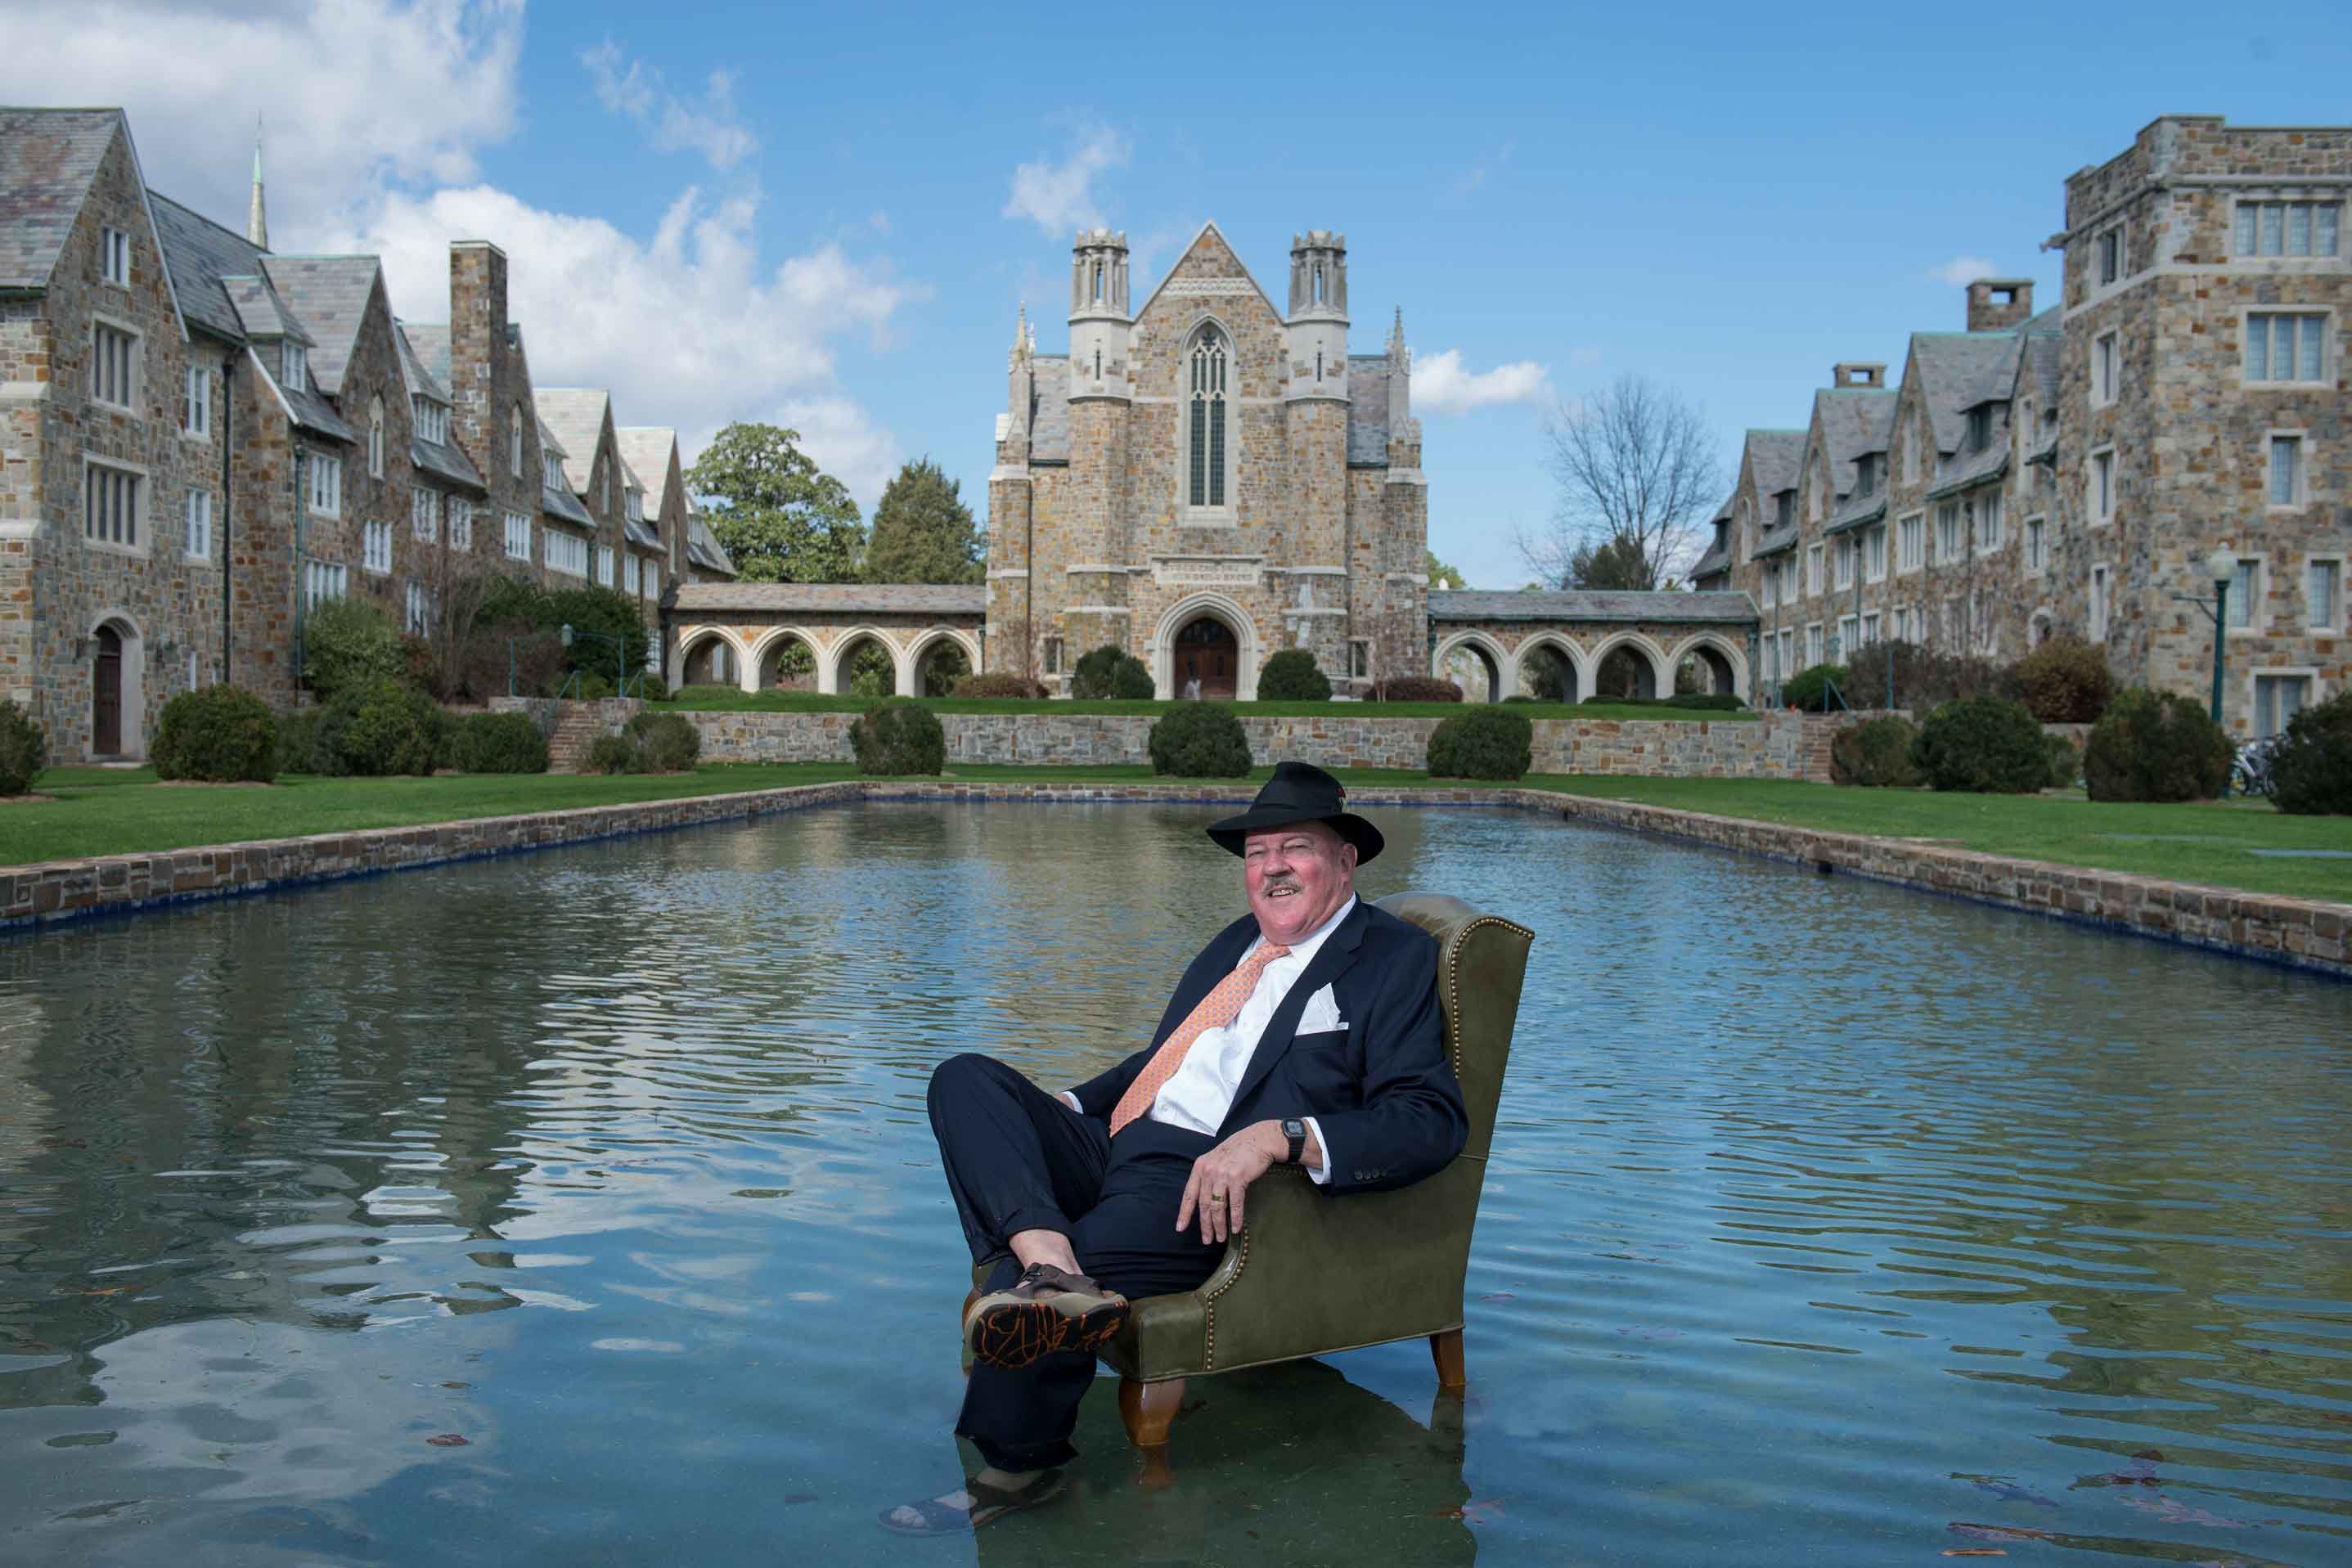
left=1068, top=895, right=1353, bottom=1185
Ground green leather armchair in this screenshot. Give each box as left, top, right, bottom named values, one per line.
left=975, top=892, right=1533, bottom=1462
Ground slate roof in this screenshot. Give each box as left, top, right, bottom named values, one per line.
left=260, top=255, right=379, bottom=396
left=1347, top=355, right=1390, bottom=465
left=1825, top=492, right=1887, bottom=537
left=1928, top=434, right=2011, bottom=500
left=2022, top=332, right=2062, bottom=410
left=614, top=458, right=662, bottom=550
left=402, top=322, right=452, bottom=386
left=1746, top=429, right=1806, bottom=497
left=1689, top=540, right=1733, bottom=581
left=223, top=275, right=308, bottom=342
left=686, top=514, right=735, bottom=576
left=536, top=388, right=610, bottom=494
left=0, top=107, right=119, bottom=290
left=1909, top=333, right=2023, bottom=454
left=542, top=481, right=594, bottom=528
left=613, top=427, right=678, bottom=515
left=1027, top=357, right=1070, bottom=461
left=1813, top=386, right=1899, bottom=496
left=1429, top=590, right=1758, bottom=626
left=148, top=191, right=264, bottom=344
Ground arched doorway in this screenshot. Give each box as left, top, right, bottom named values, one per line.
left=1174, top=616, right=1238, bottom=699
left=678, top=632, right=739, bottom=690
left=757, top=633, right=817, bottom=690
left=835, top=634, right=899, bottom=699
left=1677, top=644, right=1737, bottom=697
left=1516, top=640, right=1578, bottom=702
left=913, top=635, right=974, bottom=697
left=93, top=626, right=124, bottom=756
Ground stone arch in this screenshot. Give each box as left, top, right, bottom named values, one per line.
left=1583, top=631, right=1674, bottom=703
left=1669, top=632, right=1750, bottom=701
left=1431, top=629, right=1509, bottom=703
left=747, top=624, right=822, bottom=692
left=826, top=626, right=905, bottom=699
left=673, top=625, right=751, bottom=692
left=88, top=608, right=146, bottom=761
left=1509, top=632, right=1585, bottom=703
left=1153, top=592, right=1259, bottom=701
left=905, top=627, right=982, bottom=697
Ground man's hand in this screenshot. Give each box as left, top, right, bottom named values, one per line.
left=1176, top=1121, right=1293, bottom=1246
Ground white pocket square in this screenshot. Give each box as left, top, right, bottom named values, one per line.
left=1296, top=983, right=1347, bottom=1035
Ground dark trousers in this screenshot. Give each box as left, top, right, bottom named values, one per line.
left=927, top=1052, right=1223, bottom=1471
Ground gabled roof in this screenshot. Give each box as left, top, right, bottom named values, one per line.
left=391, top=321, right=451, bottom=403
left=0, top=107, right=119, bottom=290
left=401, top=321, right=453, bottom=386
left=398, top=321, right=483, bottom=492
left=534, top=388, right=610, bottom=495
left=149, top=191, right=264, bottom=344
left=260, top=255, right=380, bottom=396
left=1810, top=385, right=1899, bottom=499
left=223, top=274, right=310, bottom=343
left=248, top=340, right=355, bottom=443
left=1909, top=333, right=2023, bottom=453
left=1132, top=219, right=1282, bottom=322
left=1430, top=590, right=1758, bottom=626
left=1746, top=429, right=1806, bottom=496
left=613, top=427, right=679, bottom=514
left=614, top=457, right=662, bottom=550
left=686, top=514, right=736, bottom=576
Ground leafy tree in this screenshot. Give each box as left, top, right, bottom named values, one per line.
left=1425, top=550, right=1467, bottom=590
left=684, top=422, right=866, bottom=583
left=1567, top=534, right=1653, bottom=591
left=865, top=458, right=983, bottom=584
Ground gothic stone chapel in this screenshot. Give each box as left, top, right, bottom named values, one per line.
left=986, top=223, right=1428, bottom=699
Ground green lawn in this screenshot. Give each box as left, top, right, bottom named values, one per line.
left=653, top=689, right=1759, bottom=723
left=1525, top=775, right=2352, bottom=905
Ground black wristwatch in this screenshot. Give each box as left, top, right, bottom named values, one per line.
left=1280, top=1117, right=1307, bottom=1166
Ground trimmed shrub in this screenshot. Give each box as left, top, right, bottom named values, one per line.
left=582, top=733, right=643, bottom=775
left=953, top=672, right=1047, bottom=699
left=2045, top=731, right=2081, bottom=789
left=626, top=711, right=702, bottom=773
left=1257, top=649, right=1331, bottom=702
left=1779, top=663, right=1849, bottom=712
left=275, top=708, right=325, bottom=774
left=318, top=679, right=444, bottom=777
left=1831, top=716, right=1922, bottom=788
left=573, top=673, right=616, bottom=701
left=448, top=712, right=549, bottom=774
left=1071, top=643, right=1153, bottom=700
left=1373, top=676, right=1464, bottom=703
left=2083, top=688, right=2233, bottom=803
left=151, top=685, right=278, bottom=783
left=0, top=701, right=47, bottom=795
left=1147, top=703, right=1252, bottom=777
left=2007, top=636, right=2114, bottom=723
left=303, top=595, right=407, bottom=703
left=1910, top=695, right=2051, bottom=793
left=851, top=699, right=945, bottom=776
left=1501, top=694, right=1539, bottom=703
left=2265, top=690, right=2352, bottom=815
left=1580, top=692, right=1747, bottom=712
left=1845, top=640, right=2002, bottom=713
left=1427, top=706, right=1535, bottom=781
left=634, top=672, right=668, bottom=702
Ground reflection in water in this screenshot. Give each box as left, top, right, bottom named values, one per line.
left=0, top=802, right=2345, bottom=1566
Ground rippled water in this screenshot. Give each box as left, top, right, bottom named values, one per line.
left=2, top=802, right=2348, bottom=1566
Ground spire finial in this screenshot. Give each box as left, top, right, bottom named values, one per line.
left=248, top=115, right=269, bottom=250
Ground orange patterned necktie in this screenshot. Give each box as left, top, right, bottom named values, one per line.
left=1107, top=942, right=1293, bottom=1136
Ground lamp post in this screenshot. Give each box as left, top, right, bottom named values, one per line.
left=2170, top=547, right=2239, bottom=796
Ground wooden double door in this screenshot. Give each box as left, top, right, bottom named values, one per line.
left=1174, top=617, right=1238, bottom=699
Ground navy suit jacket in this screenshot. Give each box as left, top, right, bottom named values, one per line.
left=1068, top=899, right=1467, bottom=1196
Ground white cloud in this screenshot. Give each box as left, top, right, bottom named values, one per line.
left=1002, top=127, right=1129, bottom=235
left=581, top=38, right=757, bottom=171
left=1927, top=254, right=1999, bottom=286
left=1414, top=348, right=1551, bottom=416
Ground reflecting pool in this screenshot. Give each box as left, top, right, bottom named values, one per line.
left=2, top=802, right=2349, bottom=1566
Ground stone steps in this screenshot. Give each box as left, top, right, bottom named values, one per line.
left=545, top=703, right=611, bottom=774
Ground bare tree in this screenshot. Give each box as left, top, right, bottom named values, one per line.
left=1517, top=374, right=1723, bottom=591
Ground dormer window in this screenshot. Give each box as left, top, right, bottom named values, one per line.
left=281, top=339, right=307, bottom=390
left=1774, top=492, right=1793, bottom=530
left=543, top=452, right=565, bottom=491
left=1855, top=455, right=1878, bottom=497
left=411, top=395, right=449, bottom=446
left=626, top=487, right=643, bottom=523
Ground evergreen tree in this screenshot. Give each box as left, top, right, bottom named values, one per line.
left=683, top=422, right=866, bottom=583
left=1425, top=550, right=1467, bottom=589
left=863, top=458, right=983, bottom=584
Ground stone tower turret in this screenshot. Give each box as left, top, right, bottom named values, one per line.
left=1062, top=231, right=1133, bottom=669
left=1284, top=230, right=1348, bottom=402
left=1068, top=228, right=1131, bottom=398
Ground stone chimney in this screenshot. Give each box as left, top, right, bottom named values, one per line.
left=1833, top=362, right=1886, bottom=389
left=1966, top=278, right=2035, bottom=332
left=447, top=241, right=510, bottom=478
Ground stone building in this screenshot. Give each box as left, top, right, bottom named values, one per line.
left=1700, top=115, right=2348, bottom=737
left=984, top=224, right=1429, bottom=699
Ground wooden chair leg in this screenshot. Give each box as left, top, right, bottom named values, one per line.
left=1118, top=1376, right=1185, bottom=1448
left=1430, top=1328, right=1466, bottom=1391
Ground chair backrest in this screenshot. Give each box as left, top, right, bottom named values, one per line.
left=1374, top=892, right=1534, bottom=1163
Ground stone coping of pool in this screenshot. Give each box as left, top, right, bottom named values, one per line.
left=3, top=781, right=2345, bottom=980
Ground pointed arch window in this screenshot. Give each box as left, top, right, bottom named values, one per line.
left=368, top=397, right=385, bottom=477
left=1187, top=327, right=1229, bottom=511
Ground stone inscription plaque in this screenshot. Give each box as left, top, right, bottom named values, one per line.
left=1161, top=279, right=1257, bottom=297
left=1154, top=556, right=1261, bottom=588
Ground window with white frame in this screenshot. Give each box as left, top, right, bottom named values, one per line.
left=1977, top=492, right=2003, bottom=551
left=303, top=559, right=347, bottom=609
left=1837, top=614, right=1859, bottom=657
left=2089, top=447, right=2116, bottom=526
left=2025, top=516, right=2046, bottom=575
left=545, top=528, right=588, bottom=577
left=281, top=339, right=306, bottom=390
left=2095, top=225, right=2125, bottom=287
left=625, top=555, right=641, bottom=595
left=405, top=580, right=432, bottom=636
left=510, top=407, right=524, bottom=476
left=412, top=396, right=449, bottom=445
left=1777, top=628, right=1794, bottom=676
left=2229, top=556, right=2263, bottom=631
left=1864, top=523, right=1887, bottom=582
left=2253, top=673, right=2314, bottom=739
left=100, top=226, right=130, bottom=285
left=503, top=510, right=531, bottom=561
left=1806, top=543, right=1824, bottom=595
left=1780, top=558, right=1797, bottom=601
left=1349, top=640, right=1372, bottom=681
left=1759, top=568, right=1776, bottom=610
left=182, top=366, right=209, bottom=437
left=308, top=451, right=342, bottom=516
left=411, top=486, right=438, bottom=541
left=596, top=544, right=614, bottom=586
left=1897, top=512, right=1923, bottom=572
left=1833, top=536, right=1855, bottom=590
left=1861, top=611, right=1881, bottom=645
left=448, top=498, right=474, bottom=550
left=2269, top=434, right=2306, bottom=507
left=83, top=461, right=142, bottom=549
left=91, top=321, right=138, bottom=409
left=626, top=485, right=643, bottom=523
left=185, top=649, right=198, bottom=691
left=2309, top=557, right=2343, bottom=631
left=367, top=397, right=385, bottom=477
left=184, top=488, right=211, bottom=560
left=2246, top=312, right=2328, bottom=384
left=2236, top=200, right=2341, bottom=258
left=362, top=519, right=392, bottom=574
left=1806, top=623, right=1824, bottom=667
left=1185, top=325, right=1230, bottom=512
left=2092, top=330, right=2120, bottom=407
left=1939, top=600, right=1958, bottom=645
left=1936, top=503, right=1962, bottom=563
left=543, top=451, right=565, bottom=492
left=2089, top=564, right=2111, bottom=641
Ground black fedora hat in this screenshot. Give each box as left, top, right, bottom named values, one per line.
left=1207, top=761, right=1384, bottom=864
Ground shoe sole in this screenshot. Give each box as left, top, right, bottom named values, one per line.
left=965, top=1296, right=1129, bottom=1370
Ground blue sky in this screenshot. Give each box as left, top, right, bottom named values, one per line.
left=26, top=1, right=2352, bottom=586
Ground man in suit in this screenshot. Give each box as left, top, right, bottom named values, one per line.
left=884, top=762, right=1466, bottom=1534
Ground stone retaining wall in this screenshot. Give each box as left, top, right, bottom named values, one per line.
left=683, top=708, right=1837, bottom=779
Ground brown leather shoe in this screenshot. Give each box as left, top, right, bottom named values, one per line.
left=964, top=1263, right=1129, bottom=1369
